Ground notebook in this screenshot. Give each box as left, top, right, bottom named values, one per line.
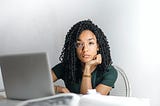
left=0, top=52, right=55, bottom=100
left=17, top=93, right=80, bottom=106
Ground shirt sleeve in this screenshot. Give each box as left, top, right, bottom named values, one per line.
left=52, top=63, right=64, bottom=79
left=101, top=65, right=118, bottom=87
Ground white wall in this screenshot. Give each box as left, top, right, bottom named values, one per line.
left=0, top=0, right=159, bottom=106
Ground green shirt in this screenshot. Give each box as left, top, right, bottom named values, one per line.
left=52, top=63, right=117, bottom=94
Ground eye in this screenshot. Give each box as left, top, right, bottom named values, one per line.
left=88, top=42, right=95, bottom=45
left=75, top=42, right=83, bottom=48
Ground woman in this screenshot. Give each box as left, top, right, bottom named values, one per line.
left=52, top=20, right=117, bottom=95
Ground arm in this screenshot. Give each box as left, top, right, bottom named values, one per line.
left=96, top=65, right=118, bottom=95
left=80, top=54, right=113, bottom=95
left=80, top=66, right=92, bottom=94
left=80, top=54, right=104, bottom=94
left=96, top=84, right=112, bottom=95
left=52, top=71, right=70, bottom=93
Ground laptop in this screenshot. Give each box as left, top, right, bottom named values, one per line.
left=0, top=52, right=55, bottom=100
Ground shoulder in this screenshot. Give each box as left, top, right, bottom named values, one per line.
left=52, top=62, right=65, bottom=79
left=103, top=65, right=118, bottom=80
left=52, top=63, right=64, bottom=71
left=107, top=65, right=118, bottom=74
left=99, top=65, right=118, bottom=87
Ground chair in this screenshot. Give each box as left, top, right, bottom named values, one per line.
left=109, top=65, right=131, bottom=97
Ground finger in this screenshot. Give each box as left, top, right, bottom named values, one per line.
left=96, top=54, right=102, bottom=64
left=65, top=89, right=70, bottom=93
left=93, top=55, right=97, bottom=60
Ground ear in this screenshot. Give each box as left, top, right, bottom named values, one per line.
left=97, top=44, right=100, bottom=54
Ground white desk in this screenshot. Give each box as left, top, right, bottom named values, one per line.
left=0, top=91, right=150, bottom=106
left=0, top=92, right=21, bottom=106
left=0, top=99, right=21, bottom=106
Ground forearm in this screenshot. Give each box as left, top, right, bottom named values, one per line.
left=80, top=67, right=93, bottom=94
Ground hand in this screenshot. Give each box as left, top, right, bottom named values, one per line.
left=56, top=86, right=70, bottom=93
left=84, top=54, right=102, bottom=73
left=60, top=87, right=70, bottom=93
left=86, top=54, right=102, bottom=67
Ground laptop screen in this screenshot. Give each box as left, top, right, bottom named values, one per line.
left=0, top=52, right=55, bottom=100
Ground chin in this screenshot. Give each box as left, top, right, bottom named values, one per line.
left=81, top=59, right=92, bottom=63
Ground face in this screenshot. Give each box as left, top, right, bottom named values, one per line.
left=76, top=30, right=99, bottom=63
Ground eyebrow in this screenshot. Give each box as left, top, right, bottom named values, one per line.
left=77, top=38, right=95, bottom=41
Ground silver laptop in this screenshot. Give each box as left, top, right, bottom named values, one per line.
left=0, top=52, right=55, bottom=100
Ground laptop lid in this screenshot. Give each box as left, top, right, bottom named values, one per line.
left=0, top=52, right=54, bottom=100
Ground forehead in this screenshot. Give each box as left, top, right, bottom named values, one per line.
left=77, top=30, right=97, bottom=41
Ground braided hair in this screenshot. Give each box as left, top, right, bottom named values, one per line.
left=59, top=19, right=112, bottom=84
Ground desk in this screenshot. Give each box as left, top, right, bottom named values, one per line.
left=0, top=92, right=81, bottom=106
left=0, top=99, right=21, bottom=106
left=1, top=91, right=150, bottom=106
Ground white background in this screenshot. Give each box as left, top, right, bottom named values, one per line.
left=0, top=0, right=160, bottom=106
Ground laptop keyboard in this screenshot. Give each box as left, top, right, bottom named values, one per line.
left=22, top=96, right=73, bottom=106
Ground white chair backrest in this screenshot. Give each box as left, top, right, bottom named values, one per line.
left=109, top=65, right=131, bottom=97
left=0, top=66, right=4, bottom=92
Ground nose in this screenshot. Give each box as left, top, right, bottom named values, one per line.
left=82, top=43, right=88, bottom=52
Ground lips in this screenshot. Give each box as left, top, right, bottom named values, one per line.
left=82, top=54, right=90, bottom=58
left=79, top=54, right=92, bottom=62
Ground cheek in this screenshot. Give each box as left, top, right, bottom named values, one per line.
left=76, top=48, right=98, bottom=58
left=92, top=50, right=98, bottom=56
left=76, top=49, right=81, bottom=59
left=90, top=47, right=99, bottom=54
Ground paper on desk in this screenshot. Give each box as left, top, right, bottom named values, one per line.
left=79, top=95, right=150, bottom=106
left=87, top=89, right=100, bottom=95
